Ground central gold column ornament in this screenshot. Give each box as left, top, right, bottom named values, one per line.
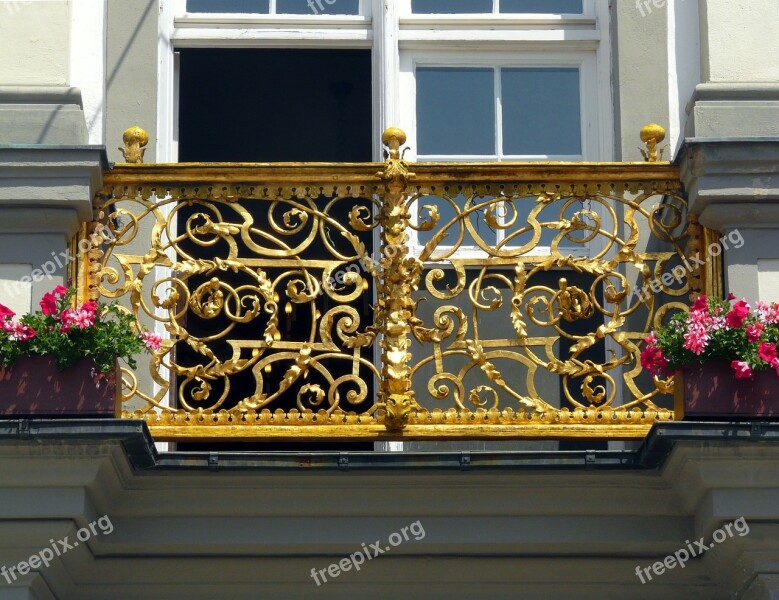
left=639, top=123, right=666, bottom=162
left=376, top=127, right=421, bottom=431
left=120, top=126, right=149, bottom=164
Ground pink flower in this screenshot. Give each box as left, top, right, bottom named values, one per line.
left=731, top=360, right=753, bottom=379
left=727, top=292, right=737, bottom=300
left=0, top=303, right=14, bottom=321
left=726, top=300, right=750, bottom=328
left=683, top=327, right=709, bottom=355
left=755, top=301, right=779, bottom=323
left=683, top=310, right=711, bottom=355
left=771, top=358, right=779, bottom=376
left=708, top=308, right=727, bottom=331
left=60, top=307, right=95, bottom=331
left=746, top=323, right=764, bottom=343
left=74, top=309, right=95, bottom=328
left=80, top=300, right=99, bottom=317
left=39, top=293, right=59, bottom=316
left=52, top=285, right=68, bottom=297
left=756, top=301, right=771, bottom=321
left=691, top=295, right=708, bottom=313
left=0, top=304, right=15, bottom=331
left=641, top=336, right=669, bottom=377
left=142, top=330, right=162, bottom=351
left=10, top=323, right=36, bottom=341
left=758, top=342, right=778, bottom=364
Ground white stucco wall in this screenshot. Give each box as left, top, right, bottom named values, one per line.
left=700, top=0, right=779, bottom=82
left=758, top=258, right=779, bottom=301
left=70, top=0, right=106, bottom=144
left=0, top=0, right=71, bottom=85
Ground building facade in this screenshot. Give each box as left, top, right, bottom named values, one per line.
left=0, top=0, right=778, bottom=598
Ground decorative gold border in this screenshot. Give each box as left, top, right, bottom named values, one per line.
left=133, top=406, right=672, bottom=441
left=143, top=423, right=655, bottom=442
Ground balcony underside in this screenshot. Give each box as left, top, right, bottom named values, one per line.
left=0, top=420, right=777, bottom=599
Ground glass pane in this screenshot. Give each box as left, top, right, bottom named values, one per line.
left=417, top=68, right=495, bottom=155
left=501, top=68, right=581, bottom=155
left=412, top=0, right=493, bottom=14
left=500, top=0, right=583, bottom=13
left=187, top=0, right=270, bottom=12
left=276, top=0, right=360, bottom=14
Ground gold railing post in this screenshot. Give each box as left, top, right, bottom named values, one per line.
left=120, top=126, right=149, bottom=164
left=376, top=127, right=420, bottom=431
left=639, top=123, right=666, bottom=162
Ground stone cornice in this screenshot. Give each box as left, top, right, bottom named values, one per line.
left=0, top=146, right=107, bottom=233
left=0, top=421, right=778, bottom=598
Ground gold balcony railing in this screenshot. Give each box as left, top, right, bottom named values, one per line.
left=78, top=125, right=720, bottom=441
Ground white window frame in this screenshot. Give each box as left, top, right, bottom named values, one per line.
left=160, top=0, right=612, bottom=163
left=401, top=52, right=598, bottom=162
left=161, top=0, right=381, bottom=159
left=393, top=0, right=611, bottom=152
left=158, top=0, right=614, bottom=289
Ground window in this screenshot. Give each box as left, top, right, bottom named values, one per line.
left=416, top=66, right=582, bottom=159
left=397, top=0, right=607, bottom=163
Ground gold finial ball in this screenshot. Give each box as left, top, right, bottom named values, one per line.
left=640, top=123, right=666, bottom=143
left=123, top=126, right=149, bottom=147
left=382, top=127, right=407, bottom=147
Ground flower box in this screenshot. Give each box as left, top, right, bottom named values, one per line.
left=0, top=285, right=160, bottom=419
left=645, top=294, right=779, bottom=420
left=674, top=359, right=779, bottom=420
left=0, top=356, right=119, bottom=418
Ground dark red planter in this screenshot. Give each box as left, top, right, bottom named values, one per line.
left=0, top=356, right=119, bottom=418
left=674, top=359, right=779, bottom=420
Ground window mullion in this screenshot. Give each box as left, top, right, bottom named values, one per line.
left=495, top=66, right=503, bottom=158
left=495, top=66, right=505, bottom=244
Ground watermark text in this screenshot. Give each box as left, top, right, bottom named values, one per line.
left=310, top=520, right=425, bottom=585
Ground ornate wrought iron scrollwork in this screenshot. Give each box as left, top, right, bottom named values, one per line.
left=90, top=163, right=381, bottom=426
left=77, top=124, right=721, bottom=441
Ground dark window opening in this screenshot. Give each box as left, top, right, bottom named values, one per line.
left=179, top=49, right=372, bottom=163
